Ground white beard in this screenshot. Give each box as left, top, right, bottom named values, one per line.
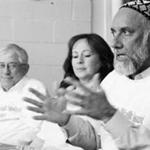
left=114, top=41, right=149, bottom=76
left=114, top=59, right=137, bottom=76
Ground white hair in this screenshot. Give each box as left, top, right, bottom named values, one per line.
left=0, top=43, right=28, bottom=64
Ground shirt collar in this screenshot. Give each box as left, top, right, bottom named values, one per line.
left=1, top=75, right=28, bottom=92
left=134, top=67, right=150, bottom=80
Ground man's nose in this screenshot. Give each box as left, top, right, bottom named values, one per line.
left=111, top=35, right=123, bottom=50
left=3, top=65, right=10, bottom=74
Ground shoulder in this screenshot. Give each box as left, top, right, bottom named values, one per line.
left=101, top=70, right=120, bottom=85
left=101, top=70, right=127, bottom=91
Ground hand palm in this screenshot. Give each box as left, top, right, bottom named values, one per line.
left=24, top=88, right=70, bottom=126
left=43, top=96, right=67, bottom=124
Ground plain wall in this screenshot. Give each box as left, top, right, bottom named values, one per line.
left=91, top=0, right=121, bottom=44
left=0, top=0, right=91, bottom=93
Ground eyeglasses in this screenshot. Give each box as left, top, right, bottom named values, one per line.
left=0, top=62, right=24, bottom=70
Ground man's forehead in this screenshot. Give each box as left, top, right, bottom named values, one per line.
left=0, top=50, right=19, bottom=62
left=111, top=8, right=144, bottom=29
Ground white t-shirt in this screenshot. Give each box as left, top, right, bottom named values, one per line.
left=101, top=70, right=150, bottom=122
left=98, top=69, right=150, bottom=149
left=0, top=76, right=46, bottom=145
left=63, top=68, right=150, bottom=150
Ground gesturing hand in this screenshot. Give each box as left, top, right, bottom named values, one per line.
left=24, top=88, right=70, bottom=126
left=64, top=76, right=116, bottom=122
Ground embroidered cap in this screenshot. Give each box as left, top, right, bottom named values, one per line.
left=121, top=0, right=150, bottom=20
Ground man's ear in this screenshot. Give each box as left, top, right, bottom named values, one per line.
left=22, top=64, right=29, bottom=75
left=26, top=64, right=29, bottom=72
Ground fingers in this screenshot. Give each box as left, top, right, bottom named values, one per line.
left=66, top=85, right=75, bottom=91
left=55, top=88, right=67, bottom=97
left=29, top=88, right=47, bottom=101
left=63, top=108, right=88, bottom=116
left=27, top=106, right=44, bottom=113
left=24, top=97, right=43, bottom=108
left=65, top=92, right=85, bottom=106
left=64, top=77, right=92, bottom=94
left=67, top=100, right=84, bottom=108
left=33, top=115, right=48, bottom=120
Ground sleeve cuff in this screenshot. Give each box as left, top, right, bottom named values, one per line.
left=61, top=116, right=80, bottom=137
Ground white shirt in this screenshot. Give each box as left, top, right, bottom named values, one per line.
left=98, top=67, right=150, bottom=149
left=0, top=76, right=46, bottom=145
left=101, top=69, right=150, bottom=121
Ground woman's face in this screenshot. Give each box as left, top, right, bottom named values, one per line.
left=72, top=39, right=101, bottom=82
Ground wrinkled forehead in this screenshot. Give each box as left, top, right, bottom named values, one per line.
left=112, top=7, right=145, bottom=29
left=0, top=49, right=20, bottom=63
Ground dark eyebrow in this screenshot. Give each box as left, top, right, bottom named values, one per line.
left=121, top=27, right=134, bottom=33
left=72, top=49, right=93, bottom=53
left=110, top=26, right=134, bottom=33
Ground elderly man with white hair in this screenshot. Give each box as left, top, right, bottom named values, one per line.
left=0, top=43, right=47, bottom=149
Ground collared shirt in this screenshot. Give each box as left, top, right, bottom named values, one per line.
left=134, top=67, right=150, bottom=79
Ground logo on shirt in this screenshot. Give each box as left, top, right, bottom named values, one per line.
left=121, top=108, right=144, bottom=125
left=0, top=105, right=21, bottom=121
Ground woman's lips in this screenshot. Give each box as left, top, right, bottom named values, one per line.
left=76, top=67, right=86, bottom=71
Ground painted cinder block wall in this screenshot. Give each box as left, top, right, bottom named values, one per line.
left=0, top=0, right=91, bottom=93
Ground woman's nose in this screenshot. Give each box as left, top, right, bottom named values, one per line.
left=78, top=54, right=84, bottom=63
